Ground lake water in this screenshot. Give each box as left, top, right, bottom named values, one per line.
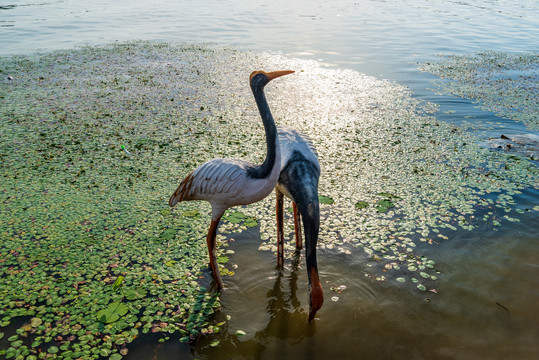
left=1, top=1, right=538, bottom=359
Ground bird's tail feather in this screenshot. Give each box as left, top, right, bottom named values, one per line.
left=169, top=172, right=194, bottom=207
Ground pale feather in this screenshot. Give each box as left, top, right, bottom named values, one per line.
left=170, top=158, right=246, bottom=203
left=169, top=156, right=279, bottom=210
left=278, top=126, right=320, bottom=173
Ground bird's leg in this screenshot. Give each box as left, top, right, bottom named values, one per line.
left=206, top=218, right=224, bottom=290
left=293, top=202, right=302, bottom=249
left=276, top=190, right=285, bottom=267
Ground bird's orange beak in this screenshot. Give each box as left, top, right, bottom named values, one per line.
left=266, top=70, right=295, bottom=81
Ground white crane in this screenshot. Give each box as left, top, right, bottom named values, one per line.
left=169, top=70, right=294, bottom=290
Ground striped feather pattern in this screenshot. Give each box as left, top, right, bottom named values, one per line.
left=169, top=158, right=248, bottom=206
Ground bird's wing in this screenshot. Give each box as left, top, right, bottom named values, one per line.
left=278, top=126, right=319, bottom=170
left=169, top=158, right=247, bottom=206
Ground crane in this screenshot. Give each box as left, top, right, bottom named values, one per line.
left=275, top=126, right=324, bottom=321
left=169, top=70, right=294, bottom=290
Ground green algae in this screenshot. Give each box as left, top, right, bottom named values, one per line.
left=0, top=42, right=538, bottom=358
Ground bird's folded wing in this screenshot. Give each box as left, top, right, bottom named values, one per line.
left=170, top=158, right=248, bottom=205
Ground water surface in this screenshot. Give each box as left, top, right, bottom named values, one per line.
left=1, top=1, right=538, bottom=359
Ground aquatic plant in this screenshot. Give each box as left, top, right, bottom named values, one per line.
left=419, top=51, right=539, bottom=130
left=1, top=42, right=537, bottom=358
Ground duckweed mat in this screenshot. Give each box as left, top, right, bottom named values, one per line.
left=1, top=42, right=538, bottom=359
left=419, top=51, right=539, bottom=130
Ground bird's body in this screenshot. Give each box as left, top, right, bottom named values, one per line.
left=169, top=70, right=294, bottom=290
left=275, top=126, right=324, bottom=321
left=170, top=157, right=279, bottom=220
left=276, top=126, right=320, bottom=200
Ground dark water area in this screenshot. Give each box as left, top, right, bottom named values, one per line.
left=1, top=1, right=538, bottom=359
left=122, top=182, right=538, bottom=359
left=124, top=212, right=539, bottom=359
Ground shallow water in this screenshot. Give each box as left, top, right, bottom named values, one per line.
left=1, top=1, right=538, bottom=359
left=168, top=217, right=539, bottom=360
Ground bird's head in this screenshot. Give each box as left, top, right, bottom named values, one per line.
left=250, top=70, right=294, bottom=90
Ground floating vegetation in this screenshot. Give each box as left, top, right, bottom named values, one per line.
left=318, top=195, right=334, bottom=205
left=240, top=50, right=537, bottom=287
left=0, top=42, right=538, bottom=358
left=234, top=330, right=246, bottom=337
left=0, top=42, right=235, bottom=359
left=419, top=51, right=539, bottom=130
left=222, top=210, right=258, bottom=228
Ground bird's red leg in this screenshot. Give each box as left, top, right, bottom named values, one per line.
left=206, top=218, right=224, bottom=290
left=293, top=202, right=302, bottom=249
left=276, top=190, right=284, bottom=267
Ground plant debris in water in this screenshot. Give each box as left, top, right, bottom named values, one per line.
left=419, top=51, right=539, bottom=130
left=0, top=42, right=538, bottom=358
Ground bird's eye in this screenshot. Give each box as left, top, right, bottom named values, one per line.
left=250, top=71, right=265, bottom=81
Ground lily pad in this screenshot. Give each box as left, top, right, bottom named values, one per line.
left=376, top=199, right=395, bottom=213
left=97, top=302, right=129, bottom=324
left=224, top=211, right=246, bottom=223
left=224, top=210, right=258, bottom=227
left=419, top=52, right=539, bottom=130
left=243, top=217, right=259, bottom=228
left=30, top=318, right=42, bottom=328
left=160, top=209, right=172, bottom=216
left=355, top=201, right=369, bottom=209
left=159, top=228, right=177, bottom=241
left=182, top=210, right=201, bottom=218
left=319, top=195, right=335, bottom=205
left=125, top=288, right=148, bottom=300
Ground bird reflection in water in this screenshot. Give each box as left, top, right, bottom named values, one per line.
left=201, top=253, right=318, bottom=359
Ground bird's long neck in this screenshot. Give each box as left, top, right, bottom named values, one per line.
left=300, top=197, right=323, bottom=321
left=248, top=85, right=279, bottom=179
left=297, top=194, right=320, bottom=277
